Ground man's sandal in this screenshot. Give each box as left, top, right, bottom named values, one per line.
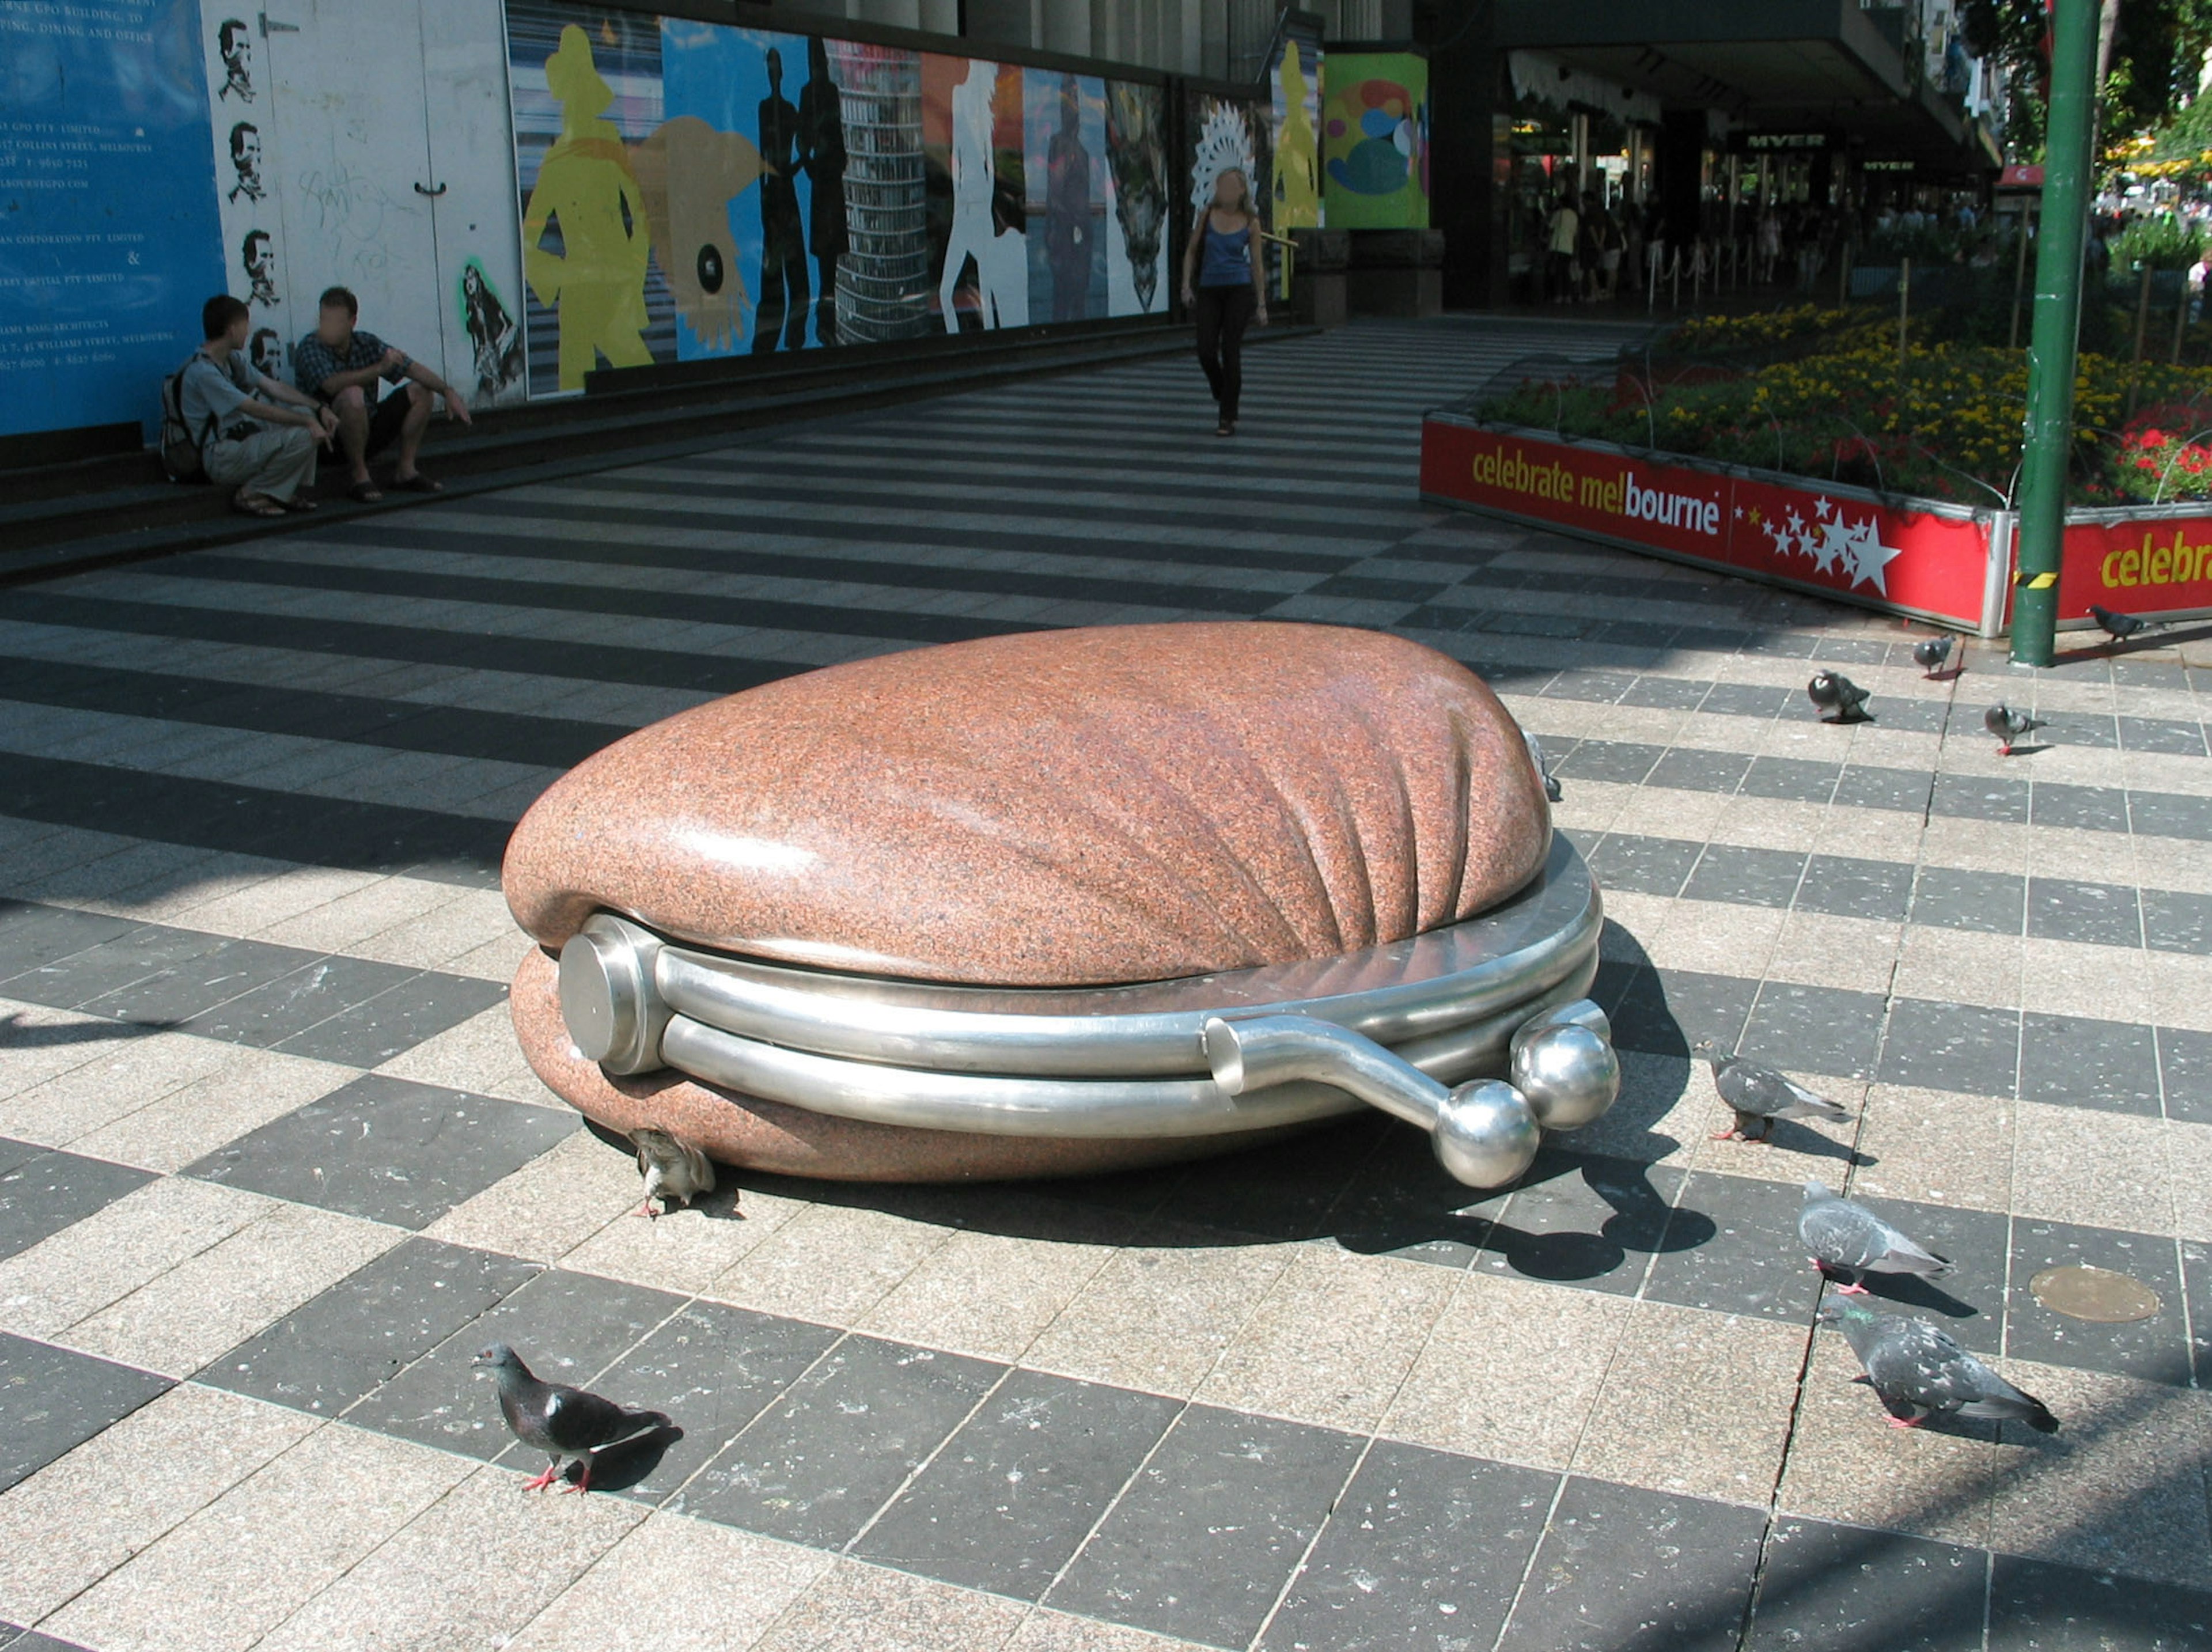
left=233, top=491, right=286, bottom=518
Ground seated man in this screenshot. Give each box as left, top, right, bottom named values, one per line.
left=293, top=285, right=471, bottom=501
left=183, top=293, right=336, bottom=518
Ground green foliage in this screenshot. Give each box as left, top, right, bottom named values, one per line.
left=1963, top=0, right=2212, bottom=161
left=2112, top=214, right=2205, bottom=269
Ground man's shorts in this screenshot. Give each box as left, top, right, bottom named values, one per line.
left=319, top=382, right=415, bottom=456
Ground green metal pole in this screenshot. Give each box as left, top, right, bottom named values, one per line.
left=2012, top=0, right=2101, bottom=666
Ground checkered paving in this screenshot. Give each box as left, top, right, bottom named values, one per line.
left=0, top=317, right=2208, bottom=1652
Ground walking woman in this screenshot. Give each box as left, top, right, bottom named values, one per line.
left=1181, top=167, right=1267, bottom=436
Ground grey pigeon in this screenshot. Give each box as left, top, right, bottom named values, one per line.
left=1983, top=702, right=2047, bottom=755
left=1800, top=1179, right=1955, bottom=1293
left=1695, top=1039, right=1854, bottom=1141
left=1523, top=730, right=1563, bottom=803
left=472, top=1343, right=673, bottom=1492
left=1910, top=635, right=1953, bottom=677
left=1806, top=670, right=1871, bottom=722
left=1818, top=1299, right=2058, bottom=1433
left=628, top=1126, right=716, bottom=1219
left=2089, top=603, right=2147, bottom=641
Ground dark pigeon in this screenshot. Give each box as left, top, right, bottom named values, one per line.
left=2089, top=603, right=2147, bottom=642
left=1524, top=730, right=1563, bottom=803
left=1800, top=1179, right=1955, bottom=1293
left=1695, top=1039, right=1854, bottom=1141
left=1911, top=635, right=1954, bottom=677
left=1983, top=702, right=2047, bottom=755
left=628, top=1125, right=716, bottom=1219
left=1807, top=670, right=1872, bottom=722
left=472, top=1343, right=672, bottom=1492
left=1819, top=1299, right=2058, bottom=1433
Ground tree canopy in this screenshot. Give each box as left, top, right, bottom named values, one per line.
left=1961, top=0, right=2212, bottom=158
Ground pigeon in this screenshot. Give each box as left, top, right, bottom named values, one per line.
left=1817, top=1299, right=2058, bottom=1433
left=1983, top=702, right=2047, bottom=755
left=1800, top=1179, right=1956, bottom=1293
left=472, top=1343, right=673, bottom=1492
left=1910, top=635, right=1953, bottom=677
left=1806, top=670, right=1872, bottom=722
left=1524, top=730, right=1563, bottom=803
left=628, top=1126, right=715, bottom=1219
left=1694, top=1040, right=1855, bottom=1141
left=2089, top=603, right=2148, bottom=642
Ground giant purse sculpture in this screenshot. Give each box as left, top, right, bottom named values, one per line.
left=503, top=622, right=1619, bottom=1188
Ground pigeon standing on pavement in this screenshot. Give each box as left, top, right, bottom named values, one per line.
left=1695, top=1040, right=1855, bottom=1141
left=1524, top=730, right=1563, bottom=803
left=1983, top=703, right=2047, bottom=755
left=1807, top=670, right=1872, bottom=722
left=472, top=1343, right=673, bottom=1493
left=2089, top=603, right=2149, bottom=642
left=1911, top=635, right=1954, bottom=677
left=628, top=1126, right=715, bottom=1219
left=1800, top=1179, right=1956, bottom=1293
left=1817, top=1299, right=2058, bottom=1433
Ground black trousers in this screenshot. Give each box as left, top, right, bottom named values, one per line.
left=1193, top=283, right=1256, bottom=422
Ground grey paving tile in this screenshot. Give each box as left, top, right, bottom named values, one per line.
left=855, top=1368, right=1181, bottom=1601
left=0, top=1330, right=171, bottom=1492
left=2119, top=715, right=2207, bottom=756
left=175, top=953, right=428, bottom=1051
left=1878, top=998, right=2020, bottom=1099
left=1911, top=866, right=2026, bottom=935
left=184, top=1074, right=576, bottom=1230
left=1739, top=756, right=1840, bottom=804
left=0, top=1627, right=97, bottom=1652
left=1555, top=740, right=1662, bottom=786
left=1987, top=1554, right=2212, bottom=1650
left=2128, top=789, right=2212, bottom=842
left=1931, top=774, right=2031, bottom=825
left=2020, top=1014, right=2162, bottom=1115
left=1874, top=698, right=1954, bottom=735
left=0, top=900, right=137, bottom=976
left=597, top=1299, right=842, bottom=1504
left=2038, top=710, right=2120, bottom=749
left=1831, top=1197, right=2009, bottom=1354
left=2008, top=1219, right=2191, bottom=1386
left=2142, top=888, right=2212, bottom=955
left=2027, top=878, right=2143, bottom=948
left=1493, top=1476, right=1764, bottom=1652
left=1684, top=845, right=1806, bottom=909
left=1748, top=1521, right=1985, bottom=1652
left=1743, top=983, right=1888, bottom=1081
left=1647, top=748, right=1752, bottom=795
left=0, top=1145, right=156, bottom=1261
left=1260, top=1440, right=1556, bottom=1652
left=1796, top=855, right=1914, bottom=923
left=1471, top=1152, right=1679, bottom=1295
left=682, top=1333, right=1003, bottom=1549
left=1612, top=968, right=1758, bottom=1059
left=1587, top=833, right=1702, bottom=898
left=202, top=1237, right=541, bottom=1414
left=1701, top=682, right=1792, bottom=718
left=1541, top=669, right=1638, bottom=704
left=1619, top=675, right=1710, bottom=709
left=2184, top=1241, right=2211, bottom=1389
left=1834, top=765, right=1933, bottom=814
left=0, top=924, right=233, bottom=1013
left=1646, top=1170, right=1825, bottom=1322
left=1048, top=1404, right=1364, bottom=1650
left=2161, top=1028, right=2212, bottom=1124
left=75, top=934, right=319, bottom=1029
left=2032, top=783, right=2134, bottom=833
left=344, top=1265, right=687, bottom=1461
left=268, top=970, right=510, bottom=1067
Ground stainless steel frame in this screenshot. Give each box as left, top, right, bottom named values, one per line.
left=555, top=836, right=1618, bottom=1188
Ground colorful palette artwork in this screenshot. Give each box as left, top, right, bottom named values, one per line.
left=1321, top=52, right=1428, bottom=230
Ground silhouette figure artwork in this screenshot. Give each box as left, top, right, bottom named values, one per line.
left=1045, top=74, right=1095, bottom=322
left=939, top=60, right=1025, bottom=332
left=752, top=48, right=808, bottom=354
left=1273, top=49, right=1319, bottom=231
left=217, top=17, right=253, bottom=103
left=798, top=35, right=847, bottom=347
left=522, top=25, right=654, bottom=392
left=633, top=115, right=764, bottom=354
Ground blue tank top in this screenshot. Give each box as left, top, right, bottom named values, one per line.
left=1199, top=221, right=1251, bottom=287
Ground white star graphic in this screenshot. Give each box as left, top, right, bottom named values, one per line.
left=1813, top=496, right=1834, bottom=519
left=1839, top=517, right=1904, bottom=593
left=1809, top=518, right=1854, bottom=575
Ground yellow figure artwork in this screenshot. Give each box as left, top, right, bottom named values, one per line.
left=1274, top=48, right=1320, bottom=232
left=523, top=25, right=655, bottom=391
left=632, top=116, right=767, bottom=354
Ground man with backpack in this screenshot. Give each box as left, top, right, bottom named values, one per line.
left=173, top=293, right=334, bottom=517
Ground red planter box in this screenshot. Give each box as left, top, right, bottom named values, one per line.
left=1421, top=414, right=2212, bottom=636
